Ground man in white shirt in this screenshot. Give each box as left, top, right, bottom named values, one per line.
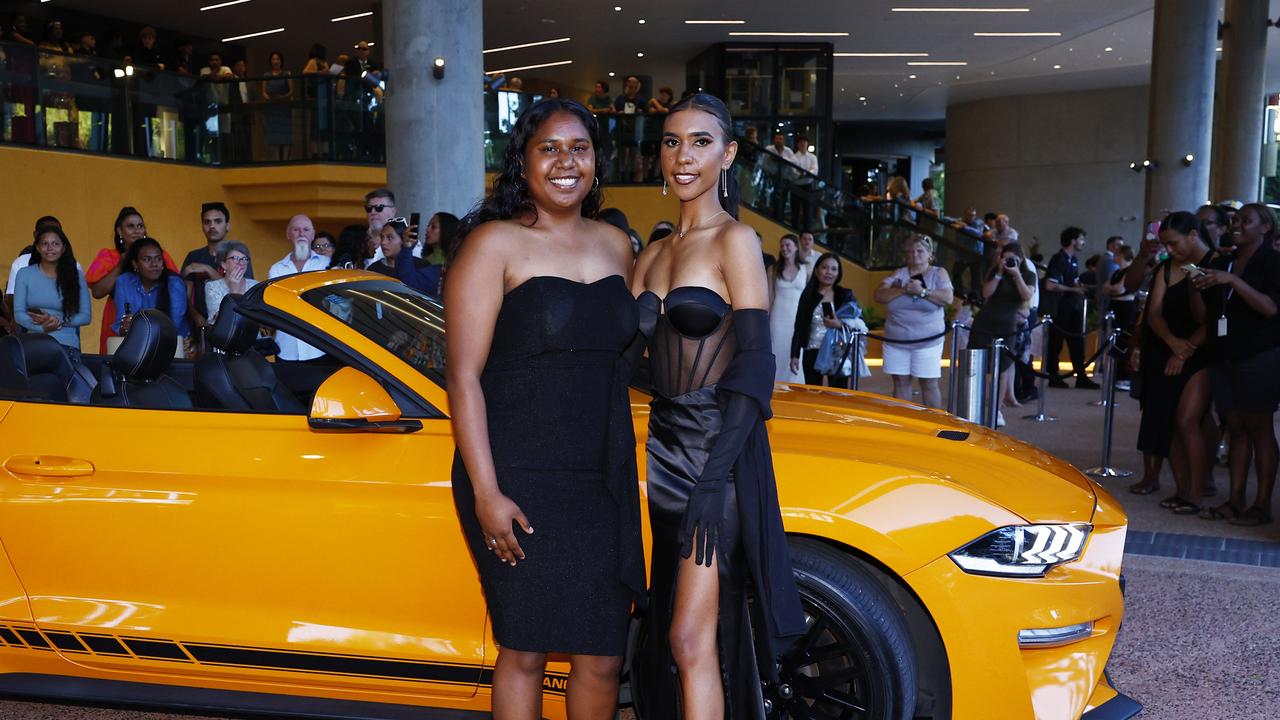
left=269, top=215, right=332, bottom=398
left=794, top=136, right=818, bottom=176
left=765, top=133, right=796, bottom=163
left=797, top=231, right=820, bottom=267
left=792, top=136, right=819, bottom=228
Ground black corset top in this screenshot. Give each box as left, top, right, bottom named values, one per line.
left=638, top=286, right=736, bottom=399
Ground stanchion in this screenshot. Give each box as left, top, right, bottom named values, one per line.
left=1023, top=316, right=1056, bottom=422
left=946, top=321, right=963, bottom=414
left=1088, top=311, right=1115, bottom=407
left=850, top=329, right=864, bottom=391
left=1085, top=331, right=1133, bottom=478
left=987, top=337, right=1004, bottom=429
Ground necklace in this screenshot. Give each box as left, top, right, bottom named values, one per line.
left=677, top=210, right=730, bottom=240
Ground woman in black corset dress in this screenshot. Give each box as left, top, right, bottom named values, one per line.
left=630, top=93, right=805, bottom=720
left=445, top=99, right=644, bottom=720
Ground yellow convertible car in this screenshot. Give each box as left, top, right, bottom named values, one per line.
left=0, top=271, right=1138, bottom=720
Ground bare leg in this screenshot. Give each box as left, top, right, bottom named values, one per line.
left=1202, top=413, right=1221, bottom=493
left=566, top=654, right=623, bottom=720
left=1173, top=370, right=1210, bottom=505
left=1000, top=368, right=1020, bottom=407
left=1246, top=412, right=1279, bottom=512
left=492, top=649, right=547, bottom=720
left=920, top=378, right=942, bottom=409
left=1169, top=434, right=1189, bottom=502
left=1223, top=412, right=1252, bottom=514
left=670, top=553, right=723, bottom=720
left=890, top=374, right=912, bottom=402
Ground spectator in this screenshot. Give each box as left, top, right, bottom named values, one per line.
left=200, top=51, right=233, bottom=79
left=586, top=81, right=613, bottom=113
left=626, top=229, right=644, bottom=257
left=330, top=224, right=371, bottom=269
left=547, top=87, right=561, bottom=98
left=1132, top=212, right=1214, bottom=513
left=915, top=178, right=940, bottom=215
left=766, top=132, right=796, bottom=163
left=261, top=51, right=294, bottom=161
left=86, top=207, right=179, bottom=354
left=648, top=86, right=674, bottom=114
left=797, top=230, right=819, bottom=266
left=328, top=53, right=349, bottom=76
left=418, top=212, right=458, bottom=264
left=367, top=218, right=423, bottom=277
left=134, top=26, right=165, bottom=69
left=505, top=77, right=524, bottom=91
left=874, top=235, right=954, bottom=408
left=352, top=41, right=376, bottom=73
left=1105, top=245, right=1139, bottom=388
left=648, top=220, right=674, bottom=245
left=204, top=241, right=256, bottom=325
left=303, top=43, right=331, bottom=159
left=1197, top=204, right=1230, bottom=249
left=113, top=237, right=189, bottom=343
left=1095, top=236, right=1125, bottom=311
left=1043, top=226, right=1097, bottom=389
left=364, top=187, right=397, bottom=261
left=791, top=252, right=858, bottom=388
left=6, top=15, right=35, bottom=45
left=1195, top=203, right=1280, bottom=525
left=75, top=30, right=97, bottom=56
left=885, top=176, right=910, bottom=203
left=303, top=43, right=329, bottom=75
left=6, top=216, right=65, bottom=333
left=13, top=226, right=90, bottom=352
left=1080, top=254, right=1100, bottom=293
left=39, top=20, right=71, bottom=54
left=269, top=214, right=333, bottom=397
left=970, top=242, right=1035, bottom=410
left=613, top=75, right=647, bottom=115
left=182, top=202, right=253, bottom=332
left=793, top=136, right=818, bottom=176
left=769, top=233, right=807, bottom=382
left=173, top=37, right=195, bottom=75
left=614, top=77, right=648, bottom=180
left=951, top=207, right=988, bottom=295
left=311, top=231, right=336, bottom=261
left=992, top=213, right=1018, bottom=243
left=597, top=207, right=630, bottom=236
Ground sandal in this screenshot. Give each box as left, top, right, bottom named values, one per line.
left=1159, top=495, right=1185, bottom=510
left=1129, top=479, right=1161, bottom=495
left=1199, top=503, right=1241, bottom=521
left=1202, top=483, right=1219, bottom=498
left=1171, top=499, right=1201, bottom=515
left=1229, top=506, right=1274, bottom=527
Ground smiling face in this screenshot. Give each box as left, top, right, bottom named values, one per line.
left=815, top=257, right=840, bottom=287
left=36, top=232, right=65, bottom=265
left=117, top=214, right=146, bottom=248
left=1233, top=206, right=1271, bottom=247
left=661, top=108, right=737, bottom=204
left=523, top=110, right=596, bottom=215
left=380, top=225, right=403, bottom=260
left=779, top=236, right=797, bottom=262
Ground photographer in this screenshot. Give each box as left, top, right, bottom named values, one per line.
left=971, top=243, right=1035, bottom=411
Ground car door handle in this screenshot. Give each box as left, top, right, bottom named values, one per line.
left=3, top=455, right=95, bottom=478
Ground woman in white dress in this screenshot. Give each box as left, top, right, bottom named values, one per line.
left=769, top=233, right=808, bottom=381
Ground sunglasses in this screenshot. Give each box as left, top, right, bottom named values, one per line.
left=365, top=203, right=393, bottom=213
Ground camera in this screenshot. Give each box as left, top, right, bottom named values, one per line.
left=1004, top=257, right=1018, bottom=269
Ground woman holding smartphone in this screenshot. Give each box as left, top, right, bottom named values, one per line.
left=631, top=92, right=804, bottom=720
left=791, top=253, right=858, bottom=387
left=970, top=242, right=1035, bottom=409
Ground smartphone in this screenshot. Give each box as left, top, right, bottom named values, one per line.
left=1182, top=263, right=1206, bottom=278
left=409, top=212, right=421, bottom=230
left=910, top=273, right=926, bottom=287
left=821, top=301, right=835, bottom=319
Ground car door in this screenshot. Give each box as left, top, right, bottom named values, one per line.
left=0, top=395, right=485, bottom=700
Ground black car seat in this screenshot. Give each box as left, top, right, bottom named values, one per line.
left=91, top=309, right=193, bottom=409
left=0, top=333, right=96, bottom=403
left=194, top=295, right=303, bottom=413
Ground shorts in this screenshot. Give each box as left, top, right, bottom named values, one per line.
left=882, top=340, right=944, bottom=379
left=1210, top=346, right=1280, bottom=415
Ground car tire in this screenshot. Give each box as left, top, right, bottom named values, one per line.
left=629, top=539, right=919, bottom=720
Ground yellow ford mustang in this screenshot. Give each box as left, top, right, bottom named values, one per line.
left=0, top=271, right=1138, bottom=720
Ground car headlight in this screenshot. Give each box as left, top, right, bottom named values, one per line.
left=949, top=524, right=1091, bottom=578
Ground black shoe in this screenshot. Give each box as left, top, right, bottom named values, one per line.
left=1076, top=376, right=1100, bottom=390
left=1048, top=376, right=1070, bottom=389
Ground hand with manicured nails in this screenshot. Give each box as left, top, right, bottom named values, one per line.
left=475, top=491, right=533, bottom=566
left=679, top=480, right=724, bottom=567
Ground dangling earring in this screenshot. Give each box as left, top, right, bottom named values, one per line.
left=721, top=167, right=729, bottom=198
left=591, top=177, right=600, bottom=191
left=662, top=179, right=668, bottom=196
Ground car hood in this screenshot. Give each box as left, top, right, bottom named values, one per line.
left=766, top=384, right=1098, bottom=524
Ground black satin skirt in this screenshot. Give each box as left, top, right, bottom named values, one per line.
left=640, top=386, right=767, bottom=720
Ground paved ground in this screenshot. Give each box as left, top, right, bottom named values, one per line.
left=1, top=370, right=1276, bottom=718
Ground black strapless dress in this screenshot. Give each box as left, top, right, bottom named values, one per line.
left=637, top=286, right=805, bottom=719
left=451, top=274, right=645, bottom=656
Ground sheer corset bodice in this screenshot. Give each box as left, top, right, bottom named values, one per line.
left=638, top=286, right=736, bottom=399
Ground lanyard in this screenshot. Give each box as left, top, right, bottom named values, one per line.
left=1221, top=260, right=1235, bottom=315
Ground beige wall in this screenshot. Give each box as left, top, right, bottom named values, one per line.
left=946, top=85, right=1150, bottom=259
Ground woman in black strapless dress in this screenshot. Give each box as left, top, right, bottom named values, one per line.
left=631, top=93, right=805, bottom=720
left=445, top=99, right=644, bottom=720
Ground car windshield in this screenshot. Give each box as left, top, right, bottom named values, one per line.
left=302, top=279, right=446, bottom=387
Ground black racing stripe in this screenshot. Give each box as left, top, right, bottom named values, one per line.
left=78, top=634, right=131, bottom=656
left=42, top=631, right=88, bottom=653
left=542, top=672, right=568, bottom=697
left=15, top=629, right=51, bottom=649
left=121, top=638, right=190, bottom=662
left=183, top=643, right=483, bottom=685
left=0, top=628, right=17, bottom=646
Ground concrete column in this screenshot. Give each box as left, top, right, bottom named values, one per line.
left=383, top=0, right=485, bottom=222
left=1211, top=0, right=1269, bottom=203
left=1144, top=1, right=1219, bottom=219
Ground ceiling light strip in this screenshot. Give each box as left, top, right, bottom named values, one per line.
left=728, top=32, right=850, bottom=37
left=201, top=0, right=252, bottom=10
left=907, top=61, right=968, bottom=65
left=485, top=59, right=573, bottom=75
left=835, top=52, right=930, bottom=57
left=892, top=7, right=1030, bottom=12
left=331, top=11, right=374, bottom=22
left=685, top=20, right=747, bottom=24
left=483, top=37, right=572, bottom=54
left=973, top=31, right=1061, bottom=37
left=222, top=27, right=285, bottom=42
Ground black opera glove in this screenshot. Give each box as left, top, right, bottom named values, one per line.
left=680, top=479, right=725, bottom=567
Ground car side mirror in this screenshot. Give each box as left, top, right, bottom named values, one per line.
left=307, top=367, right=422, bottom=433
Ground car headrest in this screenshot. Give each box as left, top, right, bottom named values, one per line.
left=4, top=333, right=69, bottom=376
left=208, top=294, right=259, bottom=355
left=111, top=309, right=177, bottom=382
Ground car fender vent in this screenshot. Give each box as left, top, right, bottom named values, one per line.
left=936, top=430, right=969, bottom=442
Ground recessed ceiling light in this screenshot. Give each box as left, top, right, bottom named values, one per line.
left=638, top=18, right=646, bottom=24
left=858, top=96, right=867, bottom=100
left=1104, top=47, right=1113, bottom=52
left=483, top=37, right=572, bottom=54
left=907, top=61, right=968, bottom=66
left=684, top=19, right=747, bottom=24
left=1053, top=64, right=1062, bottom=69
left=973, top=32, right=1062, bottom=37
left=892, top=7, right=1030, bottom=12
left=834, top=52, right=929, bottom=57
left=908, top=74, right=917, bottom=78
left=608, top=71, right=616, bottom=76
left=729, top=31, right=850, bottom=37
left=485, top=59, right=574, bottom=75
left=222, top=27, right=285, bottom=41
left=201, top=0, right=252, bottom=10
left=614, top=6, right=622, bottom=10
left=330, top=10, right=373, bottom=22
left=636, top=52, right=645, bottom=57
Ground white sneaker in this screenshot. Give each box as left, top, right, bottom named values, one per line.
left=997, top=410, right=1006, bottom=428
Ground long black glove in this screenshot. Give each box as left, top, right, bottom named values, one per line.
left=679, top=309, right=771, bottom=567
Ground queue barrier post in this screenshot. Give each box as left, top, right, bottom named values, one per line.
left=947, top=321, right=963, bottom=414
left=1023, top=316, right=1056, bottom=423
left=850, top=330, right=865, bottom=392
left=1085, top=331, right=1134, bottom=478
left=1089, top=311, right=1116, bottom=407
left=987, top=337, right=1004, bottom=430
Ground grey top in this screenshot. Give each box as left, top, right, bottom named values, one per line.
left=13, top=264, right=91, bottom=349
left=883, top=265, right=951, bottom=344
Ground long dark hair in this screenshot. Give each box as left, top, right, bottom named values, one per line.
left=332, top=224, right=370, bottom=268
left=112, top=206, right=143, bottom=253
left=1160, top=211, right=1208, bottom=240
left=432, top=212, right=461, bottom=261
left=797, top=252, right=851, bottom=315
left=458, top=98, right=605, bottom=243
left=35, top=227, right=81, bottom=320
left=665, top=92, right=741, bottom=219
left=122, top=237, right=176, bottom=320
